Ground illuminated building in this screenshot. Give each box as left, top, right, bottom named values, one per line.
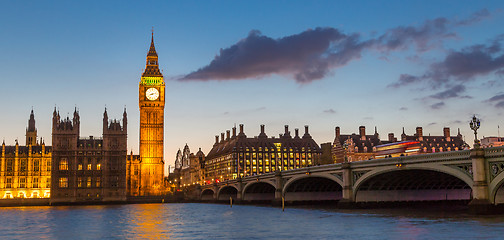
left=174, top=145, right=205, bottom=187
left=480, top=137, right=504, bottom=148
left=50, top=108, right=127, bottom=204
left=332, top=126, right=384, bottom=163
left=204, top=124, right=321, bottom=183
left=0, top=110, right=51, bottom=199
left=331, top=126, right=467, bottom=163
left=137, top=32, right=166, bottom=195
left=126, top=152, right=141, bottom=196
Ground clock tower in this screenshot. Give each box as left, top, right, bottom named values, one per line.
left=139, top=32, right=165, bottom=195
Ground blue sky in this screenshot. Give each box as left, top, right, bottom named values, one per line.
left=1, top=1, right=503, bottom=173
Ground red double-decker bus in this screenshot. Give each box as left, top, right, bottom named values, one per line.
left=375, top=141, right=421, bottom=159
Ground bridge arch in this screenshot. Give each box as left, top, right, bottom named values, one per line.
left=489, top=170, right=504, bottom=204
left=282, top=174, right=343, bottom=202
left=353, top=166, right=473, bottom=202
left=242, top=181, right=276, bottom=202
left=200, top=188, right=215, bottom=201
left=217, top=185, right=239, bottom=201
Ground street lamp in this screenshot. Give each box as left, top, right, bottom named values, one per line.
left=469, top=115, right=481, bottom=148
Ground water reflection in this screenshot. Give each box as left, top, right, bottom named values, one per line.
left=0, top=204, right=503, bottom=239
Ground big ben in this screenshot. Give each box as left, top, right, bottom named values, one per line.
left=139, top=32, right=165, bottom=195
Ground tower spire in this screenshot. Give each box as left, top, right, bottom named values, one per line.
left=142, top=30, right=162, bottom=77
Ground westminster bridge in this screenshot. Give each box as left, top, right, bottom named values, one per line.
left=197, top=146, right=504, bottom=211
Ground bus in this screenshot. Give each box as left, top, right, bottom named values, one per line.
left=375, top=141, right=421, bottom=159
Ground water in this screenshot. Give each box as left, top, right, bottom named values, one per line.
left=1, top=203, right=504, bottom=239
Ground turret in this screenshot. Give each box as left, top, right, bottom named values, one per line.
left=416, top=127, right=423, bottom=141
left=26, top=109, right=37, bottom=146
left=122, top=108, right=127, bottom=134
left=103, top=107, right=109, bottom=133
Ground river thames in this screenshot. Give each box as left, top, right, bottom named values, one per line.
left=1, top=203, right=504, bottom=239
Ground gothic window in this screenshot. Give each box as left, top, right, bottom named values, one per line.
left=20, top=159, right=28, bottom=172
left=59, top=159, right=68, bottom=170
left=33, top=159, right=40, bottom=172
left=33, top=177, right=39, bottom=188
left=5, top=178, right=12, bottom=188
left=19, top=178, right=26, bottom=188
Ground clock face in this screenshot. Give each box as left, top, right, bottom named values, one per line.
left=146, top=88, right=159, bottom=101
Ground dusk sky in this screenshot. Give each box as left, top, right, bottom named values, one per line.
left=1, top=1, right=503, bottom=174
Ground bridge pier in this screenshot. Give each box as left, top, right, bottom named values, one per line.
left=468, top=147, right=493, bottom=214
left=272, top=171, right=284, bottom=206
left=236, top=179, right=243, bottom=203
left=338, top=162, right=355, bottom=208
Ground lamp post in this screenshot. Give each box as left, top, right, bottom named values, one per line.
left=469, top=115, right=481, bottom=148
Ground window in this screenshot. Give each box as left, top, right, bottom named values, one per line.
left=6, top=159, right=13, bottom=172
left=34, top=159, right=40, bottom=172
left=96, top=177, right=101, bottom=187
left=59, top=159, right=68, bottom=170
left=20, top=159, right=28, bottom=172
left=97, top=163, right=101, bottom=171
left=77, top=177, right=82, bottom=188
left=6, top=178, right=12, bottom=188
left=46, top=160, right=51, bottom=171
left=19, top=178, right=26, bottom=188
left=59, top=178, right=68, bottom=188
left=78, top=164, right=83, bottom=170
left=33, top=177, right=39, bottom=188
left=87, top=164, right=92, bottom=170
left=87, top=177, right=92, bottom=188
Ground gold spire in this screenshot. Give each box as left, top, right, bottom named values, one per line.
left=142, top=30, right=162, bottom=78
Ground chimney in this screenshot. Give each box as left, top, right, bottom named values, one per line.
left=359, top=126, right=366, bottom=141
left=239, top=124, right=244, bottom=134
left=232, top=126, right=236, bottom=137
left=215, top=135, right=219, bottom=144
left=335, top=126, right=340, bottom=139
left=416, top=127, right=423, bottom=141
left=444, top=127, right=451, bottom=141
left=285, top=125, right=289, bottom=134
left=295, top=128, right=299, bottom=138
left=221, top=133, right=225, bottom=142
left=226, top=130, right=230, bottom=140
left=388, top=133, right=395, bottom=142
left=260, top=124, right=265, bottom=134
left=303, top=125, right=311, bottom=139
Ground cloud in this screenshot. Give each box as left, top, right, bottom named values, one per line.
left=181, top=10, right=491, bottom=84
left=428, top=122, right=437, bottom=126
left=399, top=107, right=408, bottom=111
left=181, top=28, right=364, bottom=83
left=430, top=102, right=445, bottom=109
left=455, top=9, right=491, bottom=26
left=323, top=109, right=336, bottom=114
left=392, top=34, right=504, bottom=89
left=429, top=85, right=471, bottom=99
left=487, top=93, right=504, bottom=108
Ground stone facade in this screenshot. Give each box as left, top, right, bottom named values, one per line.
left=137, top=33, right=166, bottom=196
left=0, top=110, right=51, bottom=199
left=204, top=124, right=321, bottom=183
left=50, top=108, right=127, bottom=204
left=174, top=145, right=205, bottom=187
left=332, top=126, right=468, bottom=163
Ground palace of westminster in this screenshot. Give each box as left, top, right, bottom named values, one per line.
left=0, top=34, right=478, bottom=203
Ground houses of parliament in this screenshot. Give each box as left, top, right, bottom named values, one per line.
left=0, top=34, right=166, bottom=203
